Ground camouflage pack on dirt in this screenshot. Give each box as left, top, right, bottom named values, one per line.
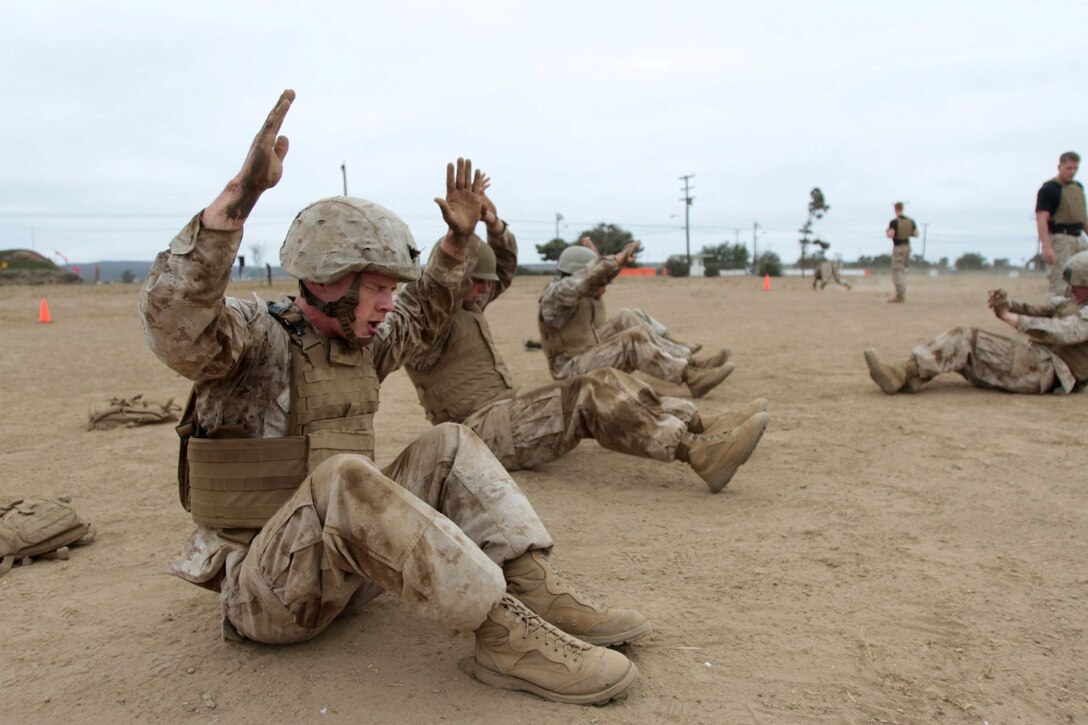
left=88, top=394, right=181, bottom=431
left=0, top=496, right=95, bottom=576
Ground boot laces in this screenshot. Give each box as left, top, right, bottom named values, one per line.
left=501, top=596, right=592, bottom=659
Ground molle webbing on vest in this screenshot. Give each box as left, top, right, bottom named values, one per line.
left=187, top=437, right=308, bottom=529
left=407, top=310, right=515, bottom=424
left=895, top=216, right=915, bottom=240
left=1053, top=181, right=1087, bottom=226
left=539, top=297, right=604, bottom=363
left=179, top=308, right=380, bottom=529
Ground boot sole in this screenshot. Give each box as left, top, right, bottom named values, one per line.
left=579, top=620, right=654, bottom=647
left=458, top=657, right=638, bottom=706
left=706, top=413, right=770, bottom=493
left=863, top=349, right=900, bottom=395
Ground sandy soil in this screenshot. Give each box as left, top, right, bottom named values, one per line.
left=1, top=270, right=1085, bottom=724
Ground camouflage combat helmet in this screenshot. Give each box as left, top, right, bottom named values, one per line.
left=1063, top=250, right=1088, bottom=287
left=471, top=241, right=499, bottom=281
left=280, top=197, right=420, bottom=284
left=557, top=246, right=598, bottom=275
left=280, top=197, right=420, bottom=347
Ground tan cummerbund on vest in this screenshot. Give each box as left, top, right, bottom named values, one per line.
left=895, top=216, right=915, bottom=241
left=1053, top=180, right=1087, bottom=226
left=179, top=307, right=378, bottom=529
left=407, top=309, right=515, bottom=424
left=539, top=296, right=604, bottom=364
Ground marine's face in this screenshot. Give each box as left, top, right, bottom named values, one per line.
left=463, top=278, right=492, bottom=307
left=1058, top=160, right=1079, bottom=184
left=306, top=271, right=398, bottom=339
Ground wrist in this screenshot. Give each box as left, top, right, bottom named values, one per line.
left=486, top=218, right=507, bottom=237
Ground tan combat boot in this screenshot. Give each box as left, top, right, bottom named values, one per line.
left=863, top=349, right=921, bottom=394
left=887, top=294, right=905, bottom=303
left=702, top=398, right=769, bottom=437
left=684, top=363, right=734, bottom=398
left=504, top=550, right=652, bottom=646
left=691, top=347, right=732, bottom=368
left=677, top=412, right=770, bottom=493
left=466, top=593, right=638, bottom=706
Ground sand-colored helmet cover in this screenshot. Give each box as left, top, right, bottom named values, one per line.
left=471, top=242, right=499, bottom=281
left=1062, top=250, right=1088, bottom=287
left=280, top=197, right=420, bottom=284
left=557, top=245, right=598, bottom=275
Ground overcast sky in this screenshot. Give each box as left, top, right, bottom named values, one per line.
left=2, top=1, right=1085, bottom=266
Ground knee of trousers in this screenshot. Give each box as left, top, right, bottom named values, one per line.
left=415, top=421, right=484, bottom=457
left=308, top=453, right=411, bottom=515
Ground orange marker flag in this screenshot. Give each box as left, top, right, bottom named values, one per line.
left=762, top=274, right=771, bottom=291
left=39, top=298, right=53, bottom=323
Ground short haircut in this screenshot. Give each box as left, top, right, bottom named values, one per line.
left=894, top=202, right=904, bottom=211
left=1060, top=151, right=1080, bottom=164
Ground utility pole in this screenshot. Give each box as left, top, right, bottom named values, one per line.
left=921, top=223, right=928, bottom=265
left=752, top=221, right=760, bottom=272
left=679, top=174, right=695, bottom=266
left=555, top=212, right=564, bottom=240
left=340, top=163, right=348, bottom=196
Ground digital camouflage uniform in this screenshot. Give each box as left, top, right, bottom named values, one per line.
left=538, top=256, right=692, bottom=382
left=594, top=307, right=693, bottom=359
left=405, top=228, right=698, bottom=471
left=869, top=297, right=1088, bottom=395
left=813, top=261, right=851, bottom=290
left=140, top=214, right=553, bottom=643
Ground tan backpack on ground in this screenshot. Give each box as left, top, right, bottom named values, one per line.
left=88, top=395, right=181, bottom=431
left=0, top=496, right=95, bottom=576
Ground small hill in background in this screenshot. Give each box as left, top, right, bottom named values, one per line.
left=0, top=249, right=83, bottom=285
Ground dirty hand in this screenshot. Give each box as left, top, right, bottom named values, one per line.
left=435, top=158, right=485, bottom=256
left=1042, top=244, right=1055, bottom=265
left=203, top=89, right=295, bottom=229
left=615, top=242, right=641, bottom=266
left=479, top=175, right=503, bottom=235
left=987, top=289, right=1009, bottom=316
left=580, top=236, right=600, bottom=255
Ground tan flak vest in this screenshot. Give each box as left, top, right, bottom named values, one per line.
left=406, top=309, right=515, bottom=424
left=1051, top=179, right=1087, bottom=226
left=176, top=307, right=379, bottom=529
left=894, top=216, right=915, bottom=241
left=539, top=296, right=605, bottom=364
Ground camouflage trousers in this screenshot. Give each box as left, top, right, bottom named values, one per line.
left=814, top=262, right=851, bottom=289
left=462, top=368, right=697, bottom=470
left=911, top=327, right=1057, bottom=393
left=556, top=326, right=691, bottom=382
left=1047, top=233, right=1088, bottom=304
left=596, top=308, right=691, bottom=358
left=892, top=244, right=910, bottom=299
left=222, top=423, right=552, bottom=644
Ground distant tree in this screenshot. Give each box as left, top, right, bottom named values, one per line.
left=536, top=237, right=569, bottom=262
left=701, top=242, right=750, bottom=271
left=955, top=252, right=989, bottom=271
left=938, top=256, right=950, bottom=269
left=993, top=258, right=1011, bottom=270
left=579, top=223, right=639, bottom=257
left=798, top=249, right=828, bottom=266
left=798, top=187, right=830, bottom=277
left=756, top=251, right=782, bottom=277
left=120, top=269, right=135, bottom=284
left=857, top=254, right=893, bottom=268
left=1028, top=253, right=1045, bottom=271
left=665, top=255, right=691, bottom=277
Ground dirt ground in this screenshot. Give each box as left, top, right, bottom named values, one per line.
left=2, top=269, right=1085, bottom=724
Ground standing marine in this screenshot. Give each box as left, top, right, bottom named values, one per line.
left=886, top=201, right=917, bottom=303
left=1036, top=151, right=1086, bottom=304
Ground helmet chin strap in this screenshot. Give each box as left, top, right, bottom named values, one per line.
left=298, top=274, right=372, bottom=347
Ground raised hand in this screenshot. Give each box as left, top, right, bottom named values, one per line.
left=203, top=89, right=295, bottom=230
left=615, top=241, right=641, bottom=267
left=580, top=236, right=601, bottom=255
left=435, top=157, right=485, bottom=258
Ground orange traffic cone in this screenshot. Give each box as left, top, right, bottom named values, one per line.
left=38, top=298, right=53, bottom=323
left=762, top=274, right=771, bottom=291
